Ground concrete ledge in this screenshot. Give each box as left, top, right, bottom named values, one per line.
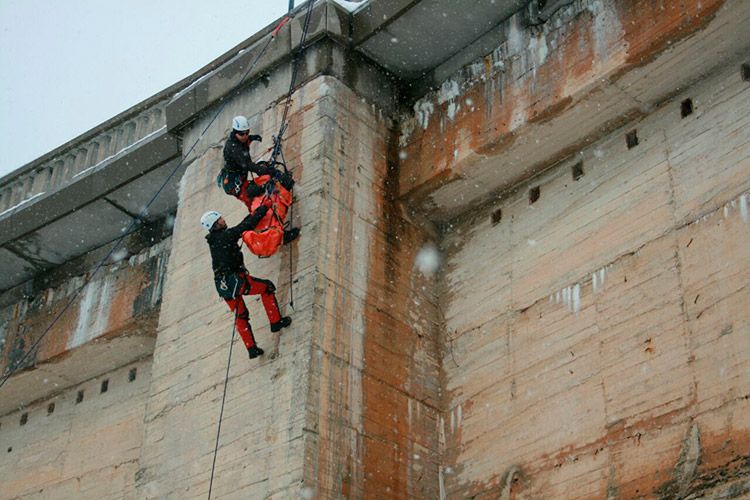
left=166, top=1, right=354, bottom=132
left=0, top=129, right=180, bottom=246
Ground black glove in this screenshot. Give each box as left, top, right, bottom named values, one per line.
left=253, top=205, right=269, bottom=218
left=246, top=183, right=264, bottom=199
left=281, top=172, right=295, bottom=190
left=249, top=134, right=262, bottom=142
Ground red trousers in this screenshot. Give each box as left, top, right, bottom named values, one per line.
left=224, top=273, right=281, bottom=349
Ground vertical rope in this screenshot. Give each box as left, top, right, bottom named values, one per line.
left=207, top=305, right=239, bottom=500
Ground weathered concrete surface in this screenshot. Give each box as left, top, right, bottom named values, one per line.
left=0, top=237, right=169, bottom=415
left=0, top=359, right=151, bottom=499
left=136, top=74, right=441, bottom=499
left=2, top=1, right=749, bottom=498
left=398, top=0, right=750, bottom=221
left=439, top=59, right=750, bottom=498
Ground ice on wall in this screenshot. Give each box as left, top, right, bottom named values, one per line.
left=68, top=276, right=113, bottom=349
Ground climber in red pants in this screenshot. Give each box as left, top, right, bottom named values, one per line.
left=201, top=208, right=292, bottom=359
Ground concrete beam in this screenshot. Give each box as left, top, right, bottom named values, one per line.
left=397, top=0, right=750, bottom=221
left=0, top=129, right=179, bottom=246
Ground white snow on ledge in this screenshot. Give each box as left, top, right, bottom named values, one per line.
left=331, top=0, right=368, bottom=13
left=0, top=191, right=45, bottom=218
left=73, top=125, right=168, bottom=180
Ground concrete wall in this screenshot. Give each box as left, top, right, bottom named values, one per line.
left=0, top=235, right=170, bottom=416
left=0, top=359, right=152, bottom=499
left=1, top=1, right=749, bottom=498
left=439, top=60, right=750, bottom=498
left=136, top=74, right=440, bottom=499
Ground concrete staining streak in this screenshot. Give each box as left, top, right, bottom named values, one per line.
left=588, top=0, right=626, bottom=70
left=69, top=276, right=113, bottom=349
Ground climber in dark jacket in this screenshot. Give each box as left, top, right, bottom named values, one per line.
left=222, top=115, right=275, bottom=180
left=201, top=208, right=292, bottom=359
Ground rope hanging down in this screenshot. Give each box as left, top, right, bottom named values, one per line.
left=268, top=0, right=316, bottom=310
left=206, top=2, right=316, bottom=498
left=0, top=13, right=291, bottom=391
left=207, top=307, right=239, bottom=500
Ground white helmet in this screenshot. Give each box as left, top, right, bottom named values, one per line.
left=200, top=211, right=222, bottom=231
left=231, top=115, right=250, bottom=132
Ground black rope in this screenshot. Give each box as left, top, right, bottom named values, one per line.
left=271, top=0, right=315, bottom=165
left=280, top=144, right=295, bottom=310
left=207, top=306, right=239, bottom=500
left=0, top=15, right=290, bottom=390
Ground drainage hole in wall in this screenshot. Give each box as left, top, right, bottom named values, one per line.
left=20, top=413, right=28, bottom=426
left=742, top=63, right=750, bottom=82
left=128, top=367, right=137, bottom=382
left=7, top=447, right=11, bottom=453
left=681, top=98, right=694, bottom=118
left=491, top=208, right=503, bottom=226
left=47, top=403, right=55, bottom=415
left=101, top=379, right=109, bottom=394
left=529, top=186, right=541, bottom=204
left=626, top=130, right=639, bottom=149
left=76, top=390, right=84, bottom=404
left=572, top=161, right=584, bottom=181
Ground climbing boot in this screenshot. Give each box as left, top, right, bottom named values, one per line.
left=247, top=346, right=265, bottom=359
left=283, top=227, right=300, bottom=245
left=270, top=316, right=292, bottom=333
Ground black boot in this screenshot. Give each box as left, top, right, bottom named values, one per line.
left=270, top=316, right=292, bottom=332
left=247, top=345, right=265, bottom=359
left=283, top=228, right=300, bottom=245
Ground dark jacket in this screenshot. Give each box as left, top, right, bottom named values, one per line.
left=205, top=207, right=268, bottom=276
left=223, top=132, right=273, bottom=176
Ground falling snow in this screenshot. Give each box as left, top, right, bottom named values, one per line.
left=415, top=243, right=441, bottom=276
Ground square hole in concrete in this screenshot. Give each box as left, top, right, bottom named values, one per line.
left=128, top=367, right=137, bottom=382
left=529, top=186, right=540, bottom=204
left=76, top=390, right=84, bottom=404
left=626, top=130, right=639, bottom=149
left=47, top=403, right=55, bottom=415
left=681, top=99, right=694, bottom=118
left=20, top=413, right=28, bottom=426
left=491, top=208, right=503, bottom=225
left=742, top=63, right=750, bottom=81
left=572, top=162, right=584, bottom=181
left=101, top=379, right=109, bottom=394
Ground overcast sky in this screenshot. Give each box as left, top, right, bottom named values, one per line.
left=0, top=0, right=294, bottom=178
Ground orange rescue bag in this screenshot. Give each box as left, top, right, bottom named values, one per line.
left=242, top=175, right=293, bottom=258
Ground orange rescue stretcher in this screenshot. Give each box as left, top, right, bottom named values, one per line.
left=242, top=174, right=293, bottom=258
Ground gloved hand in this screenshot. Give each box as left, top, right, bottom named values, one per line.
left=246, top=182, right=264, bottom=199
left=249, top=134, right=262, bottom=142
left=253, top=205, right=269, bottom=218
